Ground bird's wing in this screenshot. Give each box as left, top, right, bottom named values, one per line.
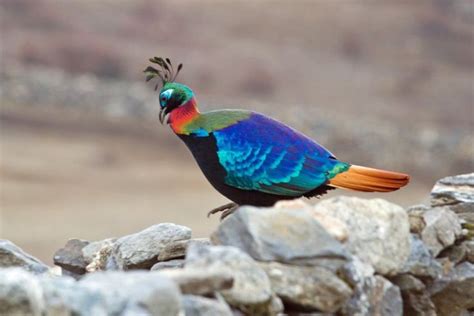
left=212, top=112, right=349, bottom=196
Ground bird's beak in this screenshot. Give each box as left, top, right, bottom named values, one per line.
left=159, top=107, right=166, bottom=125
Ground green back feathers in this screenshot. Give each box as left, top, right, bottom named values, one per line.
left=183, top=110, right=252, bottom=135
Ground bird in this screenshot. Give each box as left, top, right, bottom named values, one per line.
left=144, top=57, right=410, bottom=219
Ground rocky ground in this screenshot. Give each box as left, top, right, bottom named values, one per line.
left=1, top=173, right=473, bottom=315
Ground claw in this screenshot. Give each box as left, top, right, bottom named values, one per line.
left=208, top=202, right=239, bottom=220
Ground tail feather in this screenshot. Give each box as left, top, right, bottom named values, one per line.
left=328, top=164, right=409, bottom=192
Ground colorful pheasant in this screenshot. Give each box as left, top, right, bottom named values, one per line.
left=145, top=57, right=410, bottom=219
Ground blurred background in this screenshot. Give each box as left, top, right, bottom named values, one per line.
left=1, top=0, right=473, bottom=264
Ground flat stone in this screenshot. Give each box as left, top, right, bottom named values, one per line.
left=391, top=274, right=436, bottom=316
left=109, top=223, right=192, bottom=270
left=0, top=268, right=44, bottom=316
left=157, top=238, right=210, bottom=262
left=400, top=235, right=443, bottom=279
left=151, top=259, right=185, bottom=271
left=259, top=261, right=352, bottom=313
left=186, top=244, right=273, bottom=315
left=211, top=206, right=350, bottom=269
left=53, top=239, right=89, bottom=276
left=158, top=268, right=234, bottom=295
left=182, top=295, right=233, bottom=316
left=430, top=262, right=474, bottom=316
left=420, top=207, right=462, bottom=256
left=313, top=197, right=411, bottom=275
left=431, top=173, right=474, bottom=206
left=342, top=275, right=403, bottom=316
left=0, top=240, right=49, bottom=274
left=79, top=270, right=182, bottom=315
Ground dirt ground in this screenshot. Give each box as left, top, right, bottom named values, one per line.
left=0, top=105, right=429, bottom=264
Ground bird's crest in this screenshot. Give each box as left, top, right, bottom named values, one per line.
left=144, top=57, right=183, bottom=90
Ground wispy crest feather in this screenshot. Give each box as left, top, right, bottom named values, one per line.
left=144, top=57, right=183, bottom=90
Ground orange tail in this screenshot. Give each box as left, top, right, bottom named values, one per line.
left=328, top=165, right=410, bottom=192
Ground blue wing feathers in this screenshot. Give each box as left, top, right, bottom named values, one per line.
left=213, top=112, right=348, bottom=196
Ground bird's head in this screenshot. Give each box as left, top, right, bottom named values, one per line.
left=158, top=82, right=194, bottom=124
left=144, top=57, right=194, bottom=124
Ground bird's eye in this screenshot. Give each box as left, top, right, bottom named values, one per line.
left=160, top=89, right=174, bottom=104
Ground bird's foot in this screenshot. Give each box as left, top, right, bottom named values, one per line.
left=207, top=202, right=239, bottom=221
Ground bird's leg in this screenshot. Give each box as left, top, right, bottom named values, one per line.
left=207, top=202, right=238, bottom=219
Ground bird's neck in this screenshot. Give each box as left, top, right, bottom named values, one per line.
left=169, top=97, right=201, bottom=134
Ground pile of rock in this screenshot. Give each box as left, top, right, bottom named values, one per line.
left=1, top=173, right=473, bottom=315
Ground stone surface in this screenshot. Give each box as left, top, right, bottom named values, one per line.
left=158, top=268, right=234, bottom=295
left=407, top=204, right=429, bottom=234
left=182, top=295, right=233, bottom=316
left=431, top=173, right=474, bottom=206
left=81, top=238, right=116, bottom=264
left=400, top=235, right=443, bottom=279
left=0, top=240, right=49, bottom=274
left=39, top=274, right=107, bottom=315
left=109, top=223, right=192, bottom=269
left=151, top=259, right=185, bottom=271
left=430, top=262, right=474, bottom=316
left=0, top=268, right=44, bottom=316
left=86, top=239, right=115, bottom=272
left=391, top=274, right=436, bottom=316
left=186, top=244, right=273, bottom=315
left=211, top=206, right=350, bottom=269
left=53, top=239, right=89, bottom=276
left=342, top=275, right=403, bottom=316
left=420, top=207, right=462, bottom=256
left=259, top=261, right=352, bottom=313
left=465, top=240, right=474, bottom=263
left=313, top=197, right=411, bottom=275
left=79, top=271, right=182, bottom=315
left=157, top=238, right=210, bottom=262
left=274, top=199, right=349, bottom=241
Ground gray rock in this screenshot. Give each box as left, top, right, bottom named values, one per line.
left=338, top=256, right=375, bottom=288
left=0, top=240, right=49, bottom=274
left=39, top=274, right=107, bottom=316
left=211, top=206, right=350, bottom=269
left=430, top=262, right=474, bottom=316
left=420, top=207, right=462, bottom=256
left=407, top=204, right=429, bottom=234
left=431, top=173, right=474, bottom=206
left=109, top=223, right=192, bottom=270
left=313, top=197, right=411, bottom=275
left=79, top=271, right=182, bottom=315
left=182, top=295, right=233, bottom=316
left=82, top=238, right=116, bottom=264
left=186, top=244, right=273, bottom=315
left=158, top=268, right=234, bottom=295
left=0, top=268, right=44, bottom=316
left=151, top=259, right=185, bottom=271
left=465, top=240, right=474, bottom=263
left=157, top=238, right=210, bottom=262
left=400, top=235, right=443, bottom=279
left=259, top=261, right=352, bottom=313
left=391, top=274, right=436, bottom=316
left=53, top=239, right=89, bottom=276
left=342, top=275, right=403, bottom=316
